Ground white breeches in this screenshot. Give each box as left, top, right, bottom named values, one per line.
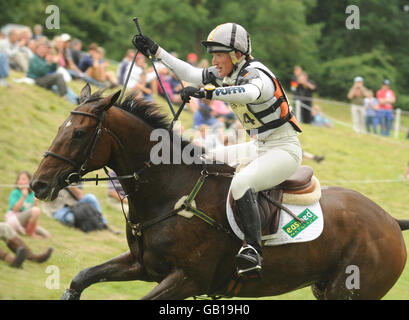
left=208, top=133, right=302, bottom=200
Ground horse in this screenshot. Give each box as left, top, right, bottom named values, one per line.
left=31, top=84, right=409, bottom=300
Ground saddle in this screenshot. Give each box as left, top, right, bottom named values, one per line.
left=231, top=166, right=315, bottom=236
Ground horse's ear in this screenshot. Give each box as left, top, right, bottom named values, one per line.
left=79, top=83, right=91, bottom=104
left=94, top=90, right=121, bottom=114
left=104, top=90, right=121, bottom=111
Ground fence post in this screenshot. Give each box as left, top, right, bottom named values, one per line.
left=394, top=108, right=401, bottom=139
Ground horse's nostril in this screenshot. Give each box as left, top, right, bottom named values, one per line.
left=31, top=180, right=48, bottom=194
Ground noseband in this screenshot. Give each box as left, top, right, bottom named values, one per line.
left=43, top=110, right=108, bottom=184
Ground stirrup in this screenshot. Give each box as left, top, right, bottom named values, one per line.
left=235, top=245, right=262, bottom=278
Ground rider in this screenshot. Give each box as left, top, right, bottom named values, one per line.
left=133, top=23, right=303, bottom=276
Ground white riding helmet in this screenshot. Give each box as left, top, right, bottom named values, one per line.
left=202, top=23, right=252, bottom=56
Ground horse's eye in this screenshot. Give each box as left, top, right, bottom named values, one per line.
left=72, top=130, right=86, bottom=140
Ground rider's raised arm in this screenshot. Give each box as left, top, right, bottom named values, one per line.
left=156, top=47, right=216, bottom=86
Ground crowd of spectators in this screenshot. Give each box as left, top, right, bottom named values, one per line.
left=347, top=76, right=397, bottom=137
left=0, top=24, right=121, bottom=104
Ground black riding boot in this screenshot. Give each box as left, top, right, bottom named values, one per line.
left=235, top=188, right=263, bottom=276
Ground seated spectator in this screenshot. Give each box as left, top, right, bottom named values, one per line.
left=79, top=43, right=118, bottom=88
left=117, top=49, right=135, bottom=85
left=0, top=28, right=30, bottom=72
left=27, top=42, right=69, bottom=99
left=0, top=52, right=9, bottom=87
left=0, top=222, right=53, bottom=268
left=107, top=170, right=129, bottom=211
left=18, top=27, right=34, bottom=60
left=52, top=35, right=72, bottom=83
left=311, top=105, right=333, bottom=128
left=193, top=124, right=224, bottom=152
left=167, top=72, right=185, bottom=105
left=32, top=24, right=45, bottom=41
left=126, top=53, right=156, bottom=100
left=302, top=151, right=325, bottom=163
left=67, top=38, right=86, bottom=70
left=193, top=99, right=218, bottom=129
left=5, top=171, right=50, bottom=238
left=224, top=120, right=244, bottom=146
left=41, top=185, right=118, bottom=234
left=363, top=90, right=379, bottom=134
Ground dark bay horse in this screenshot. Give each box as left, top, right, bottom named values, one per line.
left=31, top=85, right=409, bottom=299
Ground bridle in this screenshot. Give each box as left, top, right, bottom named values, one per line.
left=43, top=109, right=136, bottom=185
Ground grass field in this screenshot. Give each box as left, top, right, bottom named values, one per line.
left=0, top=70, right=408, bottom=300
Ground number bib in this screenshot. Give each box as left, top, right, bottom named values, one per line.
left=230, top=103, right=262, bottom=130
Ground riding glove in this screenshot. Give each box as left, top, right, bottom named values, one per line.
left=132, top=35, right=159, bottom=57
left=180, top=86, right=205, bottom=102
left=180, top=85, right=216, bottom=102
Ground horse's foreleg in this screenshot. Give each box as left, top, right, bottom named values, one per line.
left=141, top=269, right=198, bottom=300
left=61, top=251, right=149, bottom=300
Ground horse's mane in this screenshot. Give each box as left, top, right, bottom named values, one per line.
left=86, top=91, right=233, bottom=172
left=85, top=90, right=171, bottom=131
left=116, top=93, right=172, bottom=131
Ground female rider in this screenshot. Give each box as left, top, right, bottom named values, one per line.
left=133, top=23, right=303, bottom=276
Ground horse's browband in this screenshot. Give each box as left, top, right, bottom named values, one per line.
left=70, top=110, right=102, bottom=121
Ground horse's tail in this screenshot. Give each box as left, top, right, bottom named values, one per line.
left=395, top=219, right=409, bottom=231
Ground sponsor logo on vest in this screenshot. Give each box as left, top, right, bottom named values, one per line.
left=215, top=86, right=246, bottom=96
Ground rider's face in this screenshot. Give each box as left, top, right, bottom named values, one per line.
left=211, top=52, right=234, bottom=78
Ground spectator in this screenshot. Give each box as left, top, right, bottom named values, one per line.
left=187, top=52, right=198, bottom=66
left=52, top=35, right=72, bottom=83
left=79, top=43, right=111, bottom=88
left=66, top=38, right=86, bottom=72
left=193, top=124, right=224, bottom=152
left=0, top=222, right=53, bottom=267
left=41, top=185, right=115, bottom=233
left=117, top=49, right=135, bottom=85
left=193, top=98, right=218, bottom=129
left=302, top=151, right=325, bottom=163
left=107, top=170, right=129, bottom=211
left=5, top=171, right=50, bottom=238
left=27, top=41, right=69, bottom=99
left=404, top=162, right=409, bottom=180
left=198, top=58, right=209, bottom=69
left=18, top=27, right=34, bottom=60
left=126, top=53, right=156, bottom=99
left=80, top=44, right=118, bottom=88
left=167, top=71, right=185, bottom=105
left=0, top=28, right=30, bottom=72
left=376, top=79, right=396, bottom=137
left=294, top=71, right=316, bottom=124
left=0, top=52, right=9, bottom=87
left=363, top=90, right=379, bottom=134
left=311, top=105, right=333, bottom=128
left=347, top=76, right=369, bottom=134
left=32, top=24, right=45, bottom=41
left=290, top=65, right=303, bottom=93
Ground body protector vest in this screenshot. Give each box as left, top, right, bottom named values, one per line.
left=203, top=60, right=302, bottom=135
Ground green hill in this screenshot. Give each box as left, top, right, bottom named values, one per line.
left=0, top=70, right=408, bottom=300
